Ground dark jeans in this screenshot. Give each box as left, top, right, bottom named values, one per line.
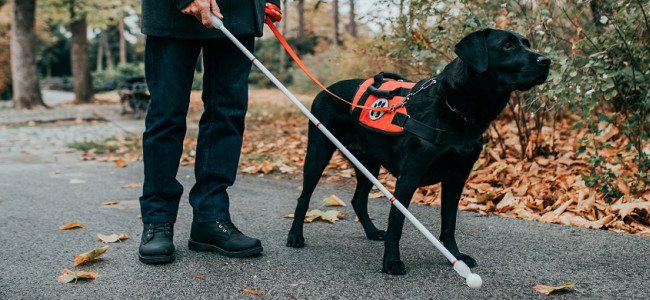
left=140, top=35, right=254, bottom=224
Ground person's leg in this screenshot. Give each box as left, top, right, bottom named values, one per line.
left=187, top=35, right=262, bottom=258
left=140, top=35, right=201, bottom=223
left=139, top=35, right=201, bottom=264
left=188, top=35, right=254, bottom=222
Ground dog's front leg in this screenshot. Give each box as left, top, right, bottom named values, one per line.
left=382, top=181, right=417, bottom=275
left=440, top=175, right=477, bottom=267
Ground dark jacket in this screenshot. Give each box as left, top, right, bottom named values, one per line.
left=142, top=0, right=281, bottom=39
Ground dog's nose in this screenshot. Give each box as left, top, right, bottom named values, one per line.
left=537, top=56, right=551, bottom=66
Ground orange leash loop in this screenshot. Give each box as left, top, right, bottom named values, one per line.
left=264, top=17, right=392, bottom=112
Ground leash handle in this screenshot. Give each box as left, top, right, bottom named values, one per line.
left=264, top=17, right=391, bottom=112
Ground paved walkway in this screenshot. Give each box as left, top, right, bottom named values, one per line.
left=0, top=98, right=649, bottom=299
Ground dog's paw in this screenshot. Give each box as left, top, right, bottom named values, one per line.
left=286, top=234, right=305, bottom=248
left=366, top=229, right=386, bottom=241
left=458, top=253, right=477, bottom=267
left=382, top=259, right=406, bottom=275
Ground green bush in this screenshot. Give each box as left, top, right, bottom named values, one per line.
left=92, top=62, right=145, bottom=92
left=362, top=0, right=649, bottom=197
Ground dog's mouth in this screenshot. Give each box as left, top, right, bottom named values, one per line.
left=513, top=68, right=550, bottom=91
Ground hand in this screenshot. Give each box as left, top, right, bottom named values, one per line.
left=181, top=0, right=223, bottom=28
left=265, top=3, right=282, bottom=22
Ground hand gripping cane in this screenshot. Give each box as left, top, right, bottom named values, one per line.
left=210, top=14, right=482, bottom=289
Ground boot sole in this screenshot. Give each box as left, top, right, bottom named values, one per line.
left=188, top=239, right=263, bottom=258
left=138, top=253, right=175, bottom=264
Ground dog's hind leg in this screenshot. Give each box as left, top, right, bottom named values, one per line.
left=440, top=174, right=477, bottom=267
left=349, top=156, right=385, bottom=241
left=286, top=127, right=337, bottom=248
left=382, top=180, right=418, bottom=275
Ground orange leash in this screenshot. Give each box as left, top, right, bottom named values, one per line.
left=264, top=17, right=392, bottom=112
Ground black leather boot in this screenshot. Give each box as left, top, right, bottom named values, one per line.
left=139, top=223, right=175, bottom=264
left=188, top=220, right=263, bottom=258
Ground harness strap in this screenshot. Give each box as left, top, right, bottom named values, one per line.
left=391, top=113, right=481, bottom=145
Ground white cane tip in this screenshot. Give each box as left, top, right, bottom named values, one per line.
left=466, top=273, right=482, bottom=289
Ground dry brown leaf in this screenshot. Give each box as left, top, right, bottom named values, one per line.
left=114, top=158, right=127, bottom=168
left=368, top=191, right=384, bottom=199
left=323, top=194, right=346, bottom=206
left=58, top=222, right=84, bottom=230
left=240, top=288, right=262, bottom=296
left=611, top=201, right=650, bottom=225
left=533, top=282, right=575, bottom=295
left=73, top=246, right=109, bottom=266
left=121, top=183, right=142, bottom=188
left=97, top=233, right=128, bottom=243
left=57, top=269, right=100, bottom=283
left=282, top=209, right=346, bottom=223
left=496, top=192, right=516, bottom=212
left=101, top=201, right=119, bottom=206
left=190, top=274, right=204, bottom=279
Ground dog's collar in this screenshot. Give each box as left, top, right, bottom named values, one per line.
left=444, top=100, right=469, bottom=123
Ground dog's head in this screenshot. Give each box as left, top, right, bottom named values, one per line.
left=453, top=29, right=550, bottom=91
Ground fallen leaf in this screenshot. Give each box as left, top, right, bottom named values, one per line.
left=190, top=274, right=204, bottom=279
left=97, top=233, right=128, bottom=243
left=323, top=194, right=346, bottom=206
left=69, top=179, right=86, bottom=184
left=240, top=288, right=262, bottom=296
left=73, top=246, right=109, bottom=266
left=58, top=222, right=84, bottom=230
left=57, top=269, right=100, bottom=283
left=533, top=282, right=575, bottom=295
left=101, top=201, right=119, bottom=206
left=114, top=158, right=127, bottom=168
left=368, top=191, right=384, bottom=199
left=320, top=210, right=348, bottom=223
left=121, top=183, right=142, bottom=188
left=282, top=210, right=347, bottom=223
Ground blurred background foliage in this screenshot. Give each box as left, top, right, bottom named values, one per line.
left=0, top=0, right=647, bottom=197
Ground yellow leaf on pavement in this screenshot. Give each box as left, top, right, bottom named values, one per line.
left=73, top=246, right=108, bottom=266
left=97, top=233, right=128, bottom=243
left=533, top=282, right=575, bottom=295
left=58, top=222, right=84, bottom=230
left=57, top=269, right=100, bottom=283
left=323, top=194, right=346, bottom=206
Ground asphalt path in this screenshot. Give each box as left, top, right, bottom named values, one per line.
left=1, top=127, right=649, bottom=299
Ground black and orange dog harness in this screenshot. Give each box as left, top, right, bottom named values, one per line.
left=350, top=72, right=479, bottom=144
left=351, top=72, right=415, bottom=135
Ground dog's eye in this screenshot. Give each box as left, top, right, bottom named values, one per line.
left=503, top=42, right=513, bottom=50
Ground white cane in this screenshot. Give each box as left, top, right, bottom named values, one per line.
left=210, top=14, right=482, bottom=289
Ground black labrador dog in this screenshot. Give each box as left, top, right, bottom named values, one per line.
left=286, top=28, right=550, bottom=275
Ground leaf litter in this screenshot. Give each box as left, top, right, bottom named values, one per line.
left=73, top=90, right=650, bottom=235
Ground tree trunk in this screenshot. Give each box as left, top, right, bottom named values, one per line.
left=278, top=0, right=287, bottom=72
left=119, top=18, right=127, bottom=65
left=297, top=0, right=305, bottom=38
left=97, top=32, right=103, bottom=72
left=333, top=0, right=340, bottom=47
left=348, top=0, right=357, bottom=37
left=102, top=31, right=113, bottom=70
left=69, top=6, right=94, bottom=103
left=10, top=0, right=45, bottom=110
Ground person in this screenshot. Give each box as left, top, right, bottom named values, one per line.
left=138, top=0, right=282, bottom=264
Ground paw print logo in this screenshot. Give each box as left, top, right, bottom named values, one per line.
left=369, top=98, right=388, bottom=120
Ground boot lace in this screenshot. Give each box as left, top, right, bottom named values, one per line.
left=215, top=220, right=240, bottom=233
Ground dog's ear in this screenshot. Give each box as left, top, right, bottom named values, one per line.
left=454, top=29, right=489, bottom=73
